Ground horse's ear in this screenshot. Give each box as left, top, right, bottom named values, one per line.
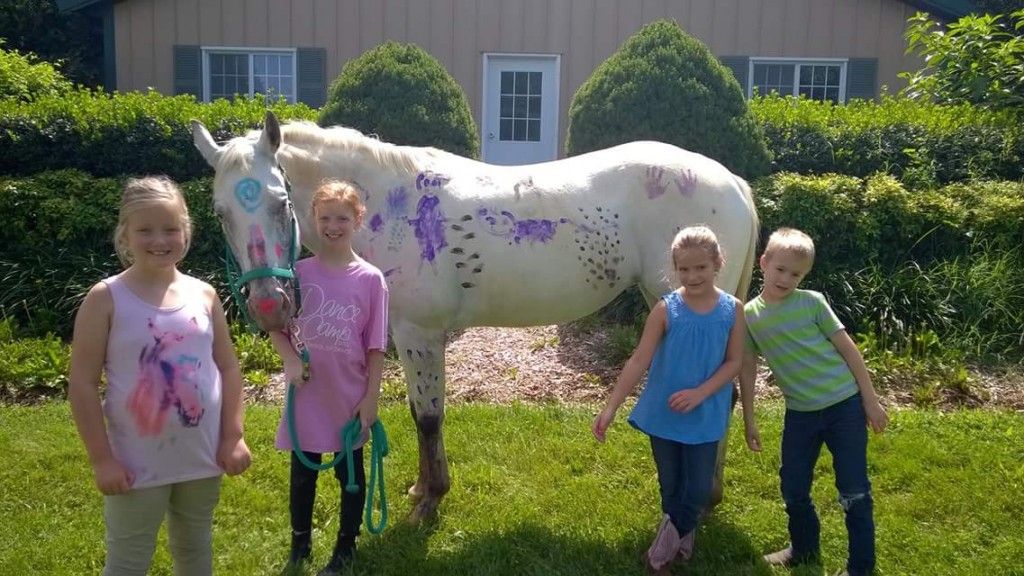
left=191, top=119, right=221, bottom=168
left=259, top=110, right=281, bottom=154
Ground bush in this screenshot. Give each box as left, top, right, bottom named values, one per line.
left=566, top=20, right=770, bottom=179
left=751, top=94, right=1024, bottom=185
left=901, top=10, right=1024, bottom=110
left=0, top=171, right=227, bottom=338
left=0, top=319, right=70, bottom=402
left=0, top=40, right=72, bottom=102
left=319, top=42, right=479, bottom=158
left=0, top=88, right=317, bottom=180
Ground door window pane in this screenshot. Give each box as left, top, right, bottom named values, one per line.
left=498, top=68, right=543, bottom=142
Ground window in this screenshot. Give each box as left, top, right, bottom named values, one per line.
left=203, top=48, right=296, bottom=103
left=750, top=59, right=846, bottom=103
left=498, top=71, right=542, bottom=142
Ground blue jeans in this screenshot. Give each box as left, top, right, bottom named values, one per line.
left=649, top=435, right=720, bottom=536
left=781, top=393, right=875, bottom=575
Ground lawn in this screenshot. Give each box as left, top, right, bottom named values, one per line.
left=1, top=401, right=1021, bottom=575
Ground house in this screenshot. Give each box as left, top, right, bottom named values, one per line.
left=59, top=0, right=977, bottom=165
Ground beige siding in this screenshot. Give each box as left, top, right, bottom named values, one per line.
left=116, top=0, right=926, bottom=155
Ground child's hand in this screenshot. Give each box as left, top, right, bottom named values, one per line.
left=357, top=397, right=379, bottom=434
left=93, top=457, right=133, bottom=495
left=744, top=420, right=763, bottom=452
left=218, top=436, right=252, bottom=476
left=283, top=356, right=306, bottom=387
left=668, top=388, right=706, bottom=413
left=592, top=407, right=616, bottom=442
left=864, top=399, right=889, bottom=433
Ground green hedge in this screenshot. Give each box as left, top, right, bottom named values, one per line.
left=750, top=95, right=1024, bottom=186
left=2, top=86, right=1020, bottom=188
left=5, top=169, right=1021, bottom=363
left=0, top=171, right=225, bottom=337
left=754, top=173, right=1024, bottom=361
left=0, top=88, right=317, bottom=180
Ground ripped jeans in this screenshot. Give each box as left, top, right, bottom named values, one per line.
left=781, top=393, right=875, bottom=575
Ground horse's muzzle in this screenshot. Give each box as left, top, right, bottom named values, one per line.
left=247, top=281, right=295, bottom=332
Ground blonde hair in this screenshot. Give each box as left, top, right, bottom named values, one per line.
left=311, top=180, right=366, bottom=224
left=763, top=227, right=815, bottom=263
left=670, top=225, right=725, bottom=275
left=113, top=176, right=192, bottom=266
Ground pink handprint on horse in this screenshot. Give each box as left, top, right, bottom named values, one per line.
left=127, top=317, right=206, bottom=436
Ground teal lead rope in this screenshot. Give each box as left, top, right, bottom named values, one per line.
left=285, top=384, right=389, bottom=534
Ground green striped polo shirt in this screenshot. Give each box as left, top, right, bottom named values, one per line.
left=744, top=289, right=858, bottom=411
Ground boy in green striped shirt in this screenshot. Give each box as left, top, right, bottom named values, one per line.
left=740, top=228, right=888, bottom=576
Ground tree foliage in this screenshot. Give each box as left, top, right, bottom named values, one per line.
left=974, top=0, right=1024, bottom=14
left=900, top=10, right=1024, bottom=109
left=0, top=39, right=72, bottom=101
left=565, top=20, right=770, bottom=178
left=0, top=0, right=103, bottom=87
left=319, top=42, right=479, bottom=158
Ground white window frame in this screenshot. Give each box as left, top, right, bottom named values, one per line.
left=201, top=46, right=298, bottom=104
left=747, top=58, right=848, bottom=103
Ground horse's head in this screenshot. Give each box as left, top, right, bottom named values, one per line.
left=191, top=111, right=299, bottom=333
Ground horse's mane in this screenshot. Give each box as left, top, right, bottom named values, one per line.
left=280, top=121, right=449, bottom=178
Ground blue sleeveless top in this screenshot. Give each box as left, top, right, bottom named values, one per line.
left=628, top=289, right=736, bottom=444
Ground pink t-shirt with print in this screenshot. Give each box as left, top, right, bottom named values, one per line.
left=275, top=256, right=389, bottom=453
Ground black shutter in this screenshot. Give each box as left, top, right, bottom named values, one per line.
left=720, top=56, right=751, bottom=97
left=173, top=45, right=202, bottom=98
left=845, top=58, right=878, bottom=102
left=297, top=47, right=327, bottom=108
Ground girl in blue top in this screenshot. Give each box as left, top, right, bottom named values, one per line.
left=593, top=225, right=747, bottom=574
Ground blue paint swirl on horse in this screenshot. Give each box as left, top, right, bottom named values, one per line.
left=234, top=178, right=263, bottom=213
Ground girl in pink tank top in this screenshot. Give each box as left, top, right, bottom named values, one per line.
left=69, top=176, right=251, bottom=576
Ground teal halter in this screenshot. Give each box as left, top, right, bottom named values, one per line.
left=222, top=207, right=302, bottom=330
left=286, top=384, right=390, bottom=534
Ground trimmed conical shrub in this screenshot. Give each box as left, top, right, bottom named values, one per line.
left=566, top=20, right=770, bottom=178
left=319, top=41, right=479, bottom=158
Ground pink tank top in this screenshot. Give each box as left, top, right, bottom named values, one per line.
left=102, top=273, right=222, bottom=489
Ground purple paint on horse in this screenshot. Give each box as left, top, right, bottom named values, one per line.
left=409, top=194, right=447, bottom=262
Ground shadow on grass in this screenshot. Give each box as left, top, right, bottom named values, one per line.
left=346, top=515, right=775, bottom=576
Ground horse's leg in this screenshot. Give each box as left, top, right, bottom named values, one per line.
left=392, top=321, right=449, bottom=522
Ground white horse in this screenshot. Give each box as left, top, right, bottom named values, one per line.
left=192, top=111, right=758, bottom=521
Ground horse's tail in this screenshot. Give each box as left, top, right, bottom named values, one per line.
left=733, top=175, right=759, bottom=303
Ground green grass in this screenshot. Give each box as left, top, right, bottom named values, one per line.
left=2, top=401, right=1022, bottom=575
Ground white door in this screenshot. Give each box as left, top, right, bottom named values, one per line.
left=482, top=54, right=560, bottom=165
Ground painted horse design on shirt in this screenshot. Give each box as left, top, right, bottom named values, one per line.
left=126, top=317, right=206, bottom=436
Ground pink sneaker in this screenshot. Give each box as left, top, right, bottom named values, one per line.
left=677, top=529, right=695, bottom=561
left=644, top=515, right=681, bottom=574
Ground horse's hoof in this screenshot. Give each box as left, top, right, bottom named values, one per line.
left=407, top=483, right=425, bottom=502
left=407, top=498, right=439, bottom=524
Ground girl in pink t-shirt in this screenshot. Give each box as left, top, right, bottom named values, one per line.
left=269, top=180, right=389, bottom=576
left=69, top=176, right=251, bottom=576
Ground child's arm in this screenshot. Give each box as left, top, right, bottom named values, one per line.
left=739, top=348, right=762, bottom=452
left=69, top=283, right=133, bottom=495
left=210, top=291, right=251, bottom=476
left=669, top=303, right=748, bottom=412
left=357, top=349, right=385, bottom=432
left=268, top=328, right=305, bottom=386
left=206, top=291, right=248, bottom=475
left=592, top=302, right=667, bottom=442
left=830, top=329, right=889, bottom=433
